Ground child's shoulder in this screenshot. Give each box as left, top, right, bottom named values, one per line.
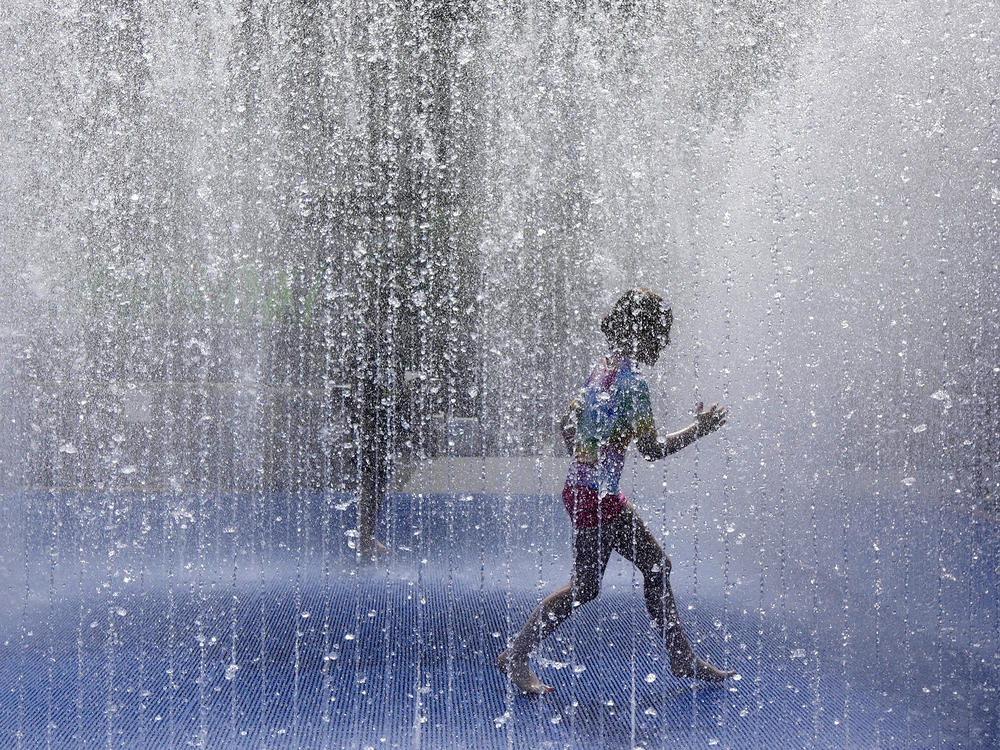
left=616, top=356, right=646, bottom=382
left=610, top=359, right=649, bottom=399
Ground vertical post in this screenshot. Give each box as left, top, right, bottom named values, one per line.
left=357, top=327, right=390, bottom=558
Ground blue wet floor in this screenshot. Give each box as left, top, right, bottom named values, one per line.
left=1, top=490, right=997, bottom=749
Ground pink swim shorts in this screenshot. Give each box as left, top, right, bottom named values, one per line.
left=561, top=483, right=628, bottom=529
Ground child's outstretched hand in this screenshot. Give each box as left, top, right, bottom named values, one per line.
left=694, top=402, right=728, bottom=437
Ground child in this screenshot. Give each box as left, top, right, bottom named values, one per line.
left=498, top=288, right=734, bottom=693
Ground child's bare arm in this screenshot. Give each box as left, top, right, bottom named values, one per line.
left=636, top=402, right=727, bottom=461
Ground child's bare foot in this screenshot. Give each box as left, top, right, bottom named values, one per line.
left=670, top=654, right=736, bottom=682
left=497, top=650, right=555, bottom=694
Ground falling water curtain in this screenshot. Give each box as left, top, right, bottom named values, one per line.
left=1, top=0, right=998, bottom=748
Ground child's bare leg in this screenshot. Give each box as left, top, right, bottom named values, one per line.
left=497, top=583, right=575, bottom=693
left=613, top=503, right=734, bottom=682
left=499, top=527, right=607, bottom=693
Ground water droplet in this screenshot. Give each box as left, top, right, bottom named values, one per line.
left=537, top=657, right=568, bottom=670
left=456, top=44, right=475, bottom=66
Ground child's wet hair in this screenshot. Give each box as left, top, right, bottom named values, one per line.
left=601, top=288, right=672, bottom=351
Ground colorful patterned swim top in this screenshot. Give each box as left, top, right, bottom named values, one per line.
left=565, top=353, right=655, bottom=496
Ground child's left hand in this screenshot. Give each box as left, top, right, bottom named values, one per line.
left=694, top=402, right=728, bottom=437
